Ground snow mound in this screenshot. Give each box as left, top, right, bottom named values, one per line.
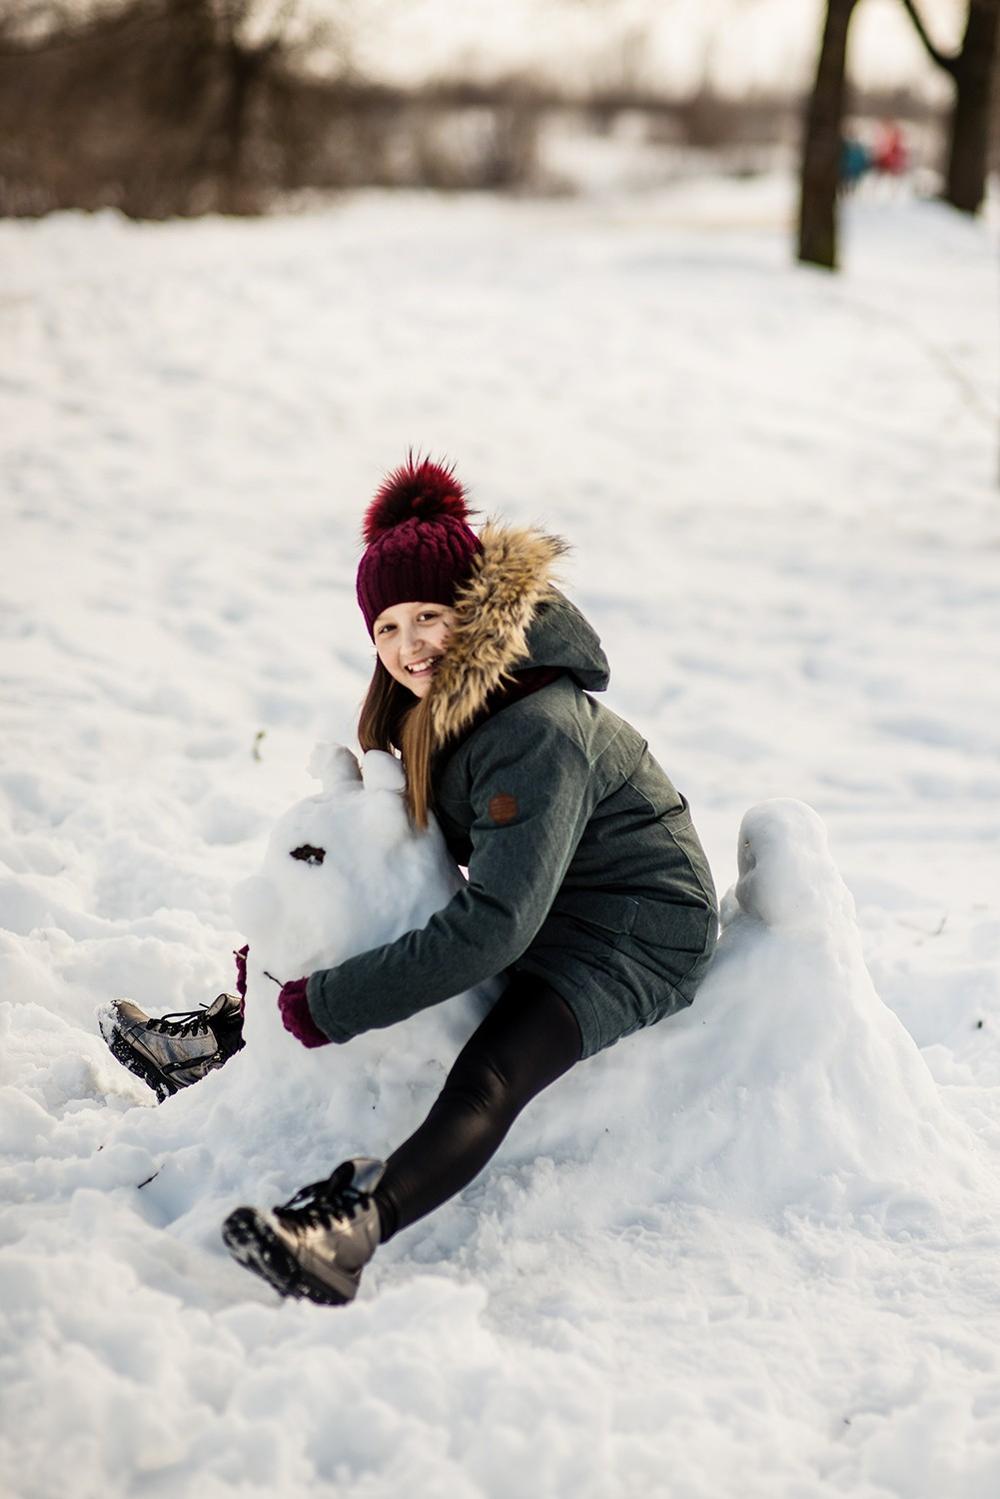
left=669, top=799, right=982, bottom=1214
left=506, top=799, right=991, bottom=1229
left=98, top=781, right=991, bottom=1254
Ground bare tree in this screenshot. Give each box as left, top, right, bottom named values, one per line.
left=797, top=0, right=861, bottom=270
left=0, top=0, right=339, bottom=217
left=900, top=0, right=1000, bottom=214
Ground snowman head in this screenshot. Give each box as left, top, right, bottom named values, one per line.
left=734, top=798, right=856, bottom=933
left=232, top=744, right=464, bottom=986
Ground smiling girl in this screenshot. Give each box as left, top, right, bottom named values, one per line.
left=215, top=456, right=720, bottom=1306
left=102, top=456, right=719, bottom=1306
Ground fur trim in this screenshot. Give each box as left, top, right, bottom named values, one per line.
left=427, top=521, right=569, bottom=746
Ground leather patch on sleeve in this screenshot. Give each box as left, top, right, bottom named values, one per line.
left=488, top=793, right=519, bottom=825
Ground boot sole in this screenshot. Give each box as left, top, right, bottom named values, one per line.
left=102, top=1023, right=178, bottom=1104
left=221, top=1208, right=357, bottom=1307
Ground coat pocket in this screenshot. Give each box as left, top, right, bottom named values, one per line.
left=631, top=900, right=714, bottom=956
left=559, top=891, right=641, bottom=947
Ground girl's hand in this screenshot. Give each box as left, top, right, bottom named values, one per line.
left=277, top=977, right=331, bottom=1049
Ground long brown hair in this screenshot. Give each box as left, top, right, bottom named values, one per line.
left=357, top=662, right=438, bottom=830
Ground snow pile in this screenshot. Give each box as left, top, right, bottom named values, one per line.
left=487, top=798, right=993, bottom=1235
left=94, top=786, right=992, bottom=1271
left=646, top=799, right=987, bottom=1220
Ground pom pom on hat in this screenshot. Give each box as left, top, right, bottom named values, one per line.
left=363, top=457, right=470, bottom=543
left=356, top=454, right=482, bottom=638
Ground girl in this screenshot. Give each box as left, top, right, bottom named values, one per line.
left=105, top=457, right=719, bottom=1307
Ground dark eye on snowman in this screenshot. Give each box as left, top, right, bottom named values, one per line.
left=290, top=844, right=326, bottom=866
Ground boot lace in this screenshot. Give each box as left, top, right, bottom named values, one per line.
left=146, top=1007, right=214, bottom=1039
left=274, top=1167, right=369, bottom=1232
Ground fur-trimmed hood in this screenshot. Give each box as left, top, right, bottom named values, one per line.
left=427, top=521, right=610, bottom=746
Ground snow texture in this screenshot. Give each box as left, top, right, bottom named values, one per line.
left=2, top=176, right=1000, bottom=1499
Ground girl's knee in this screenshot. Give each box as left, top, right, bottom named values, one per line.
left=438, top=1054, right=514, bottom=1124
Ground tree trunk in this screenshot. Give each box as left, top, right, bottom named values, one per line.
left=797, top=0, right=860, bottom=270
left=945, top=2, right=1000, bottom=213
left=218, top=44, right=256, bottom=212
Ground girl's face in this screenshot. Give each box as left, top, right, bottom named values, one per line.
left=373, top=601, right=456, bottom=699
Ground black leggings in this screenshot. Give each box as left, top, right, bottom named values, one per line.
left=373, top=972, right=584, bottom=1242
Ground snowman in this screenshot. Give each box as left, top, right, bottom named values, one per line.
left=96, top=744, right=499, bottom=1234
left=233, top=741, right=499, bottom=1054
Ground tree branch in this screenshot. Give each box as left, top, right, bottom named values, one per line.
left=899, top=0, right=960, bottom=77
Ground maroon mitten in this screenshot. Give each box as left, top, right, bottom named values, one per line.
left=277, top=977, right=330, bottom=1049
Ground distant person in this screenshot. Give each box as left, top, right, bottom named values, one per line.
left=873, top=121, right=907, bottom=178
left=839, top=137, right=871, bottom=193
left=100, top=456, right=719, bottom=1307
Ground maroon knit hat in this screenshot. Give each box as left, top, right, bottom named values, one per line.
left=357, top=456, right=482, bottom=637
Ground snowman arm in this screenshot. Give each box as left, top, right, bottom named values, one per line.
left=305, top=723, right=596, bottom=1042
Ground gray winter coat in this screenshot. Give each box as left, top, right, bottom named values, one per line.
left=307, top=523, right=719, bottom=1058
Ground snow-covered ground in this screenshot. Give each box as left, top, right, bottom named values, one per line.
left=2, top=175, right=999, bottom=1499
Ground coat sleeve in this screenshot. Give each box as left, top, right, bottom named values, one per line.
left=306, top=720, right=598, bottom=1043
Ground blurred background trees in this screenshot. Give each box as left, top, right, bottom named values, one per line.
left=797, top=0, right=1000, bottom=269
left=900, top=0, right=1000, bottom=212
left=0, top=0, right=551, bottom=214
left=0, top=0, right=340, bottom=215
left=1, top=0, right=998, bottom=225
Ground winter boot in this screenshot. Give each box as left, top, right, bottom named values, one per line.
left=221, top=1158, right=385, bottom=1306
left=98, top=992, right=245, bottom=1103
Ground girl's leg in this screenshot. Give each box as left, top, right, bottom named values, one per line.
left=374, top=971, right=583, bottom=1241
